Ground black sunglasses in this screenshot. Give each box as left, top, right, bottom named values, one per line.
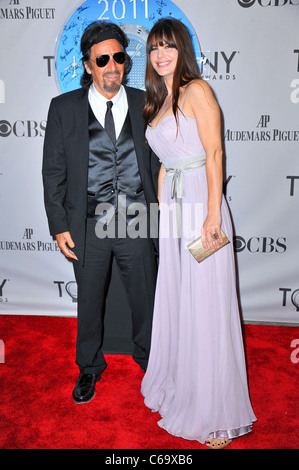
left=90, top=52, right=126, bottom=68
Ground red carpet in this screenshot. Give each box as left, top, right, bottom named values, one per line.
left=0, top=314, right=298, bottom=450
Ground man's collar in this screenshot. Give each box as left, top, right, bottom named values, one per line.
left=89, top=83, right=124, bottom=104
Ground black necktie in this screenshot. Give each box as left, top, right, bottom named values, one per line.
left=105, top=101, right=116, bottom=144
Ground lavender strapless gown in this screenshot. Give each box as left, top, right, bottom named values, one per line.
left=141, top=112, right=256, bottom=444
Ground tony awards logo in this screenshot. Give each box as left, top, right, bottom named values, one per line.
left=279, top=287, right=299, bottom=312
left=54, top=281, right=78, bottom=302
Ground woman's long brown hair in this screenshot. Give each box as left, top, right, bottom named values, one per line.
left=143, top=18, right=201, bottom=129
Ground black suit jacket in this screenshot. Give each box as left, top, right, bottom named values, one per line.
left=42, top=86, right=160, bottom=264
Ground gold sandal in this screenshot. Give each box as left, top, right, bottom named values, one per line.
left=206, top=438, right=232, bottom=449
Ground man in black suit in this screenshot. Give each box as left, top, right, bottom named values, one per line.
left=42, top=22, right=159, bottom=404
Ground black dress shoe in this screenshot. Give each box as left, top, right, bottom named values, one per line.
left=72, top=373, right=101, bottom=404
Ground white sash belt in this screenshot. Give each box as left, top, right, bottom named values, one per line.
left=165, top=156, right=206, bottom=237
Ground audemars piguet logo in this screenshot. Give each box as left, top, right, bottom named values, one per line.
left=0, top=228, right=60, bottom=251
left=224, top=115, right=299, bottom=142
left=0, top=0, right=56, bottom=19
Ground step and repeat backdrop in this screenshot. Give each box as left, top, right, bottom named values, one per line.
left=0, top=0, right=298, bottom=339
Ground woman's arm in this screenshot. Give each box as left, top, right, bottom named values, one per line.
left=187, top=80, right=223, bottom=250
left=158, top=163, right=166, bottom=205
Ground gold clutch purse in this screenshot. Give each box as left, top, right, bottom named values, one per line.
left=187, top=230, right=230, bottom=263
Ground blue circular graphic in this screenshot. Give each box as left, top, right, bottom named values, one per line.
left=55, top=0, right=202, bottom=94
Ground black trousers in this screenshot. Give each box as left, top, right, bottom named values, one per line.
left=72, top=217, right=157, bottom=375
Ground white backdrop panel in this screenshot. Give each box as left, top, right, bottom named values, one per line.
left=0, top=0, right=298, bottom=324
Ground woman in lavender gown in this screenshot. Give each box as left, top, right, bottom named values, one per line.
left=141, top=18, right=256, bottom=449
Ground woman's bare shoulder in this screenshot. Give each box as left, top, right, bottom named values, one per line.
left=186, top=79, right=218, bottom=111
left=187, top=79, right=215, bottom=98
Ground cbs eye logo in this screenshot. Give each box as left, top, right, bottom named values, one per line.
left=0, top=119, right=46, bottom=138
left=238, top=0, right=299, bottom=6
left=237, top=0, right=256, bottom=6
left=0, top=120, right=11, bottom=137
left=233, top=236, right=287, bottom=253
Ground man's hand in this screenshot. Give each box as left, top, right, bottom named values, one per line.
left=55, top=231, right=78, bottom=260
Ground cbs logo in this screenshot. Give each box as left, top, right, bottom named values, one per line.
left=233, top=236, right=287, bottom=253
left=238, top=0, right=299, bottom=7
left=0, top=119, right=46, bottom=137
